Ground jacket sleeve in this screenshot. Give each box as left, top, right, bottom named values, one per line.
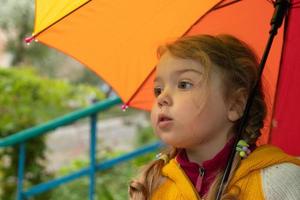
left=261, top=162, right=300, bottom=200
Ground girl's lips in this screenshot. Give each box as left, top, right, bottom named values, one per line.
left=158, top=119, right=173, bottom=129
left=157, top=114, right=173, bottom=128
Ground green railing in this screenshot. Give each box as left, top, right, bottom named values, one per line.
left=0, top=96, right=164, bottom=200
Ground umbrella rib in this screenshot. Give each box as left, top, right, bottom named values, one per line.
left=180, top=0, right=225, bottom=38
left=33, top=0, right=92, bottom=38
left=124, top=68, right=156, bottom=107
left=212, top=0, right=242, bottom=11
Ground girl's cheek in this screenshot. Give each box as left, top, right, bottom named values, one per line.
left=150, top=106, right=158, bottom=127
left=190, top=82, right=209, bottom=113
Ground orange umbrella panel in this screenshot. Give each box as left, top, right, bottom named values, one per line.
left=33, top=0, right=221, bottom=107
left=29, top=0, right=285, bottom=147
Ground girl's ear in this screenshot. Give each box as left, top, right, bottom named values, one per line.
left=227, top=88, right=248, bottom=122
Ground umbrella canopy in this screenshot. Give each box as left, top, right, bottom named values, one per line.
left=28, top=0, right=299, bottom=155
left=32, top=0, right=221, bottom=109
left=269, top=0, right=300, bottom=155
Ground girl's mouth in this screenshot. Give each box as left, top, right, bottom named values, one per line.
left=157, top=114, right=173, bottom=128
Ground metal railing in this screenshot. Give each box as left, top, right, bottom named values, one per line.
left=0, top=96, right=164, bottom=200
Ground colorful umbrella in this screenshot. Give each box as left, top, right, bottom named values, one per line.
left=26, top=0, right=299, bottom=156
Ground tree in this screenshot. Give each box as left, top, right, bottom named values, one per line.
left=0, top=0, right=62, bottom=68
left=0, top=0, right=39, bottom=66
left=0, top=67, right=105, bottom=199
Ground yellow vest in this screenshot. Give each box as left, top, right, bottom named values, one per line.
left=151, top=145, right=300, bottom=200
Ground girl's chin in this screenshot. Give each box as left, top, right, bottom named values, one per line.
left=158, top=136, right=186, bottom=148
left=158, top=134, right=208, bottom=149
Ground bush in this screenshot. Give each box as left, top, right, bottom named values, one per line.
left=0, top=67, right=104, bottom=200
left=49, top=125, right=159, bottom=200
left=50, top=151, right=159, bottom=200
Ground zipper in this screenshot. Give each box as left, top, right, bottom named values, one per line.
left=196, top=167, right=205, bottom=193
left=200, top=167, right=205, bottom=177
left=175, top=161, right=203, bottom=200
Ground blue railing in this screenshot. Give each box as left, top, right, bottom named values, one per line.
left=0, top=96, right=164, bottom=200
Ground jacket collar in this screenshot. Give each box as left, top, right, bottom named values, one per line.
left=176, top=137, right=235, bottom=173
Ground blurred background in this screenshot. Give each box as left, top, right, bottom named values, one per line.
left=0, top=0, right=159, bottom=199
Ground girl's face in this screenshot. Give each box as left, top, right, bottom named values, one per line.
left=151, top=51, right=234, bottom=148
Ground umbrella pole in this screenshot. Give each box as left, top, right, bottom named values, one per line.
left=216, top=0, right=290, bottom=199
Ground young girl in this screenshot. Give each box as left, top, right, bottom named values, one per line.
left=129, top=34, right=300, bottom=199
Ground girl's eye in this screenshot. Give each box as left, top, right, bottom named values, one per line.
left=178, top=81, right=193, bottom=89
left=154, top=87, right=162, bottom=97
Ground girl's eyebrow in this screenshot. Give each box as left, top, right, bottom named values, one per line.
left=154, top=68, right=202, bottom=82
left=173, top=68, right=202, bottom=75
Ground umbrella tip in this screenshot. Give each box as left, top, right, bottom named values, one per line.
left=121, top=104, right=129, bottom=112
left=24, top=36, right=37, bottom=45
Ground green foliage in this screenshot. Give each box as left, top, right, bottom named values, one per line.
left=49, top=152, right=158, bottom=200
left=0, top=67, right=104, bottom=200
left=47, top=125, right=159, bottom=200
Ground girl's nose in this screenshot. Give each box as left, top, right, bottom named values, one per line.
left=157, top=90, right=172, bottom=108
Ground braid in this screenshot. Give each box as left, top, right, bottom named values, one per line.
left=129, top=147, right=177, bottom=200
left=217, top=35, right=267, bottom=145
